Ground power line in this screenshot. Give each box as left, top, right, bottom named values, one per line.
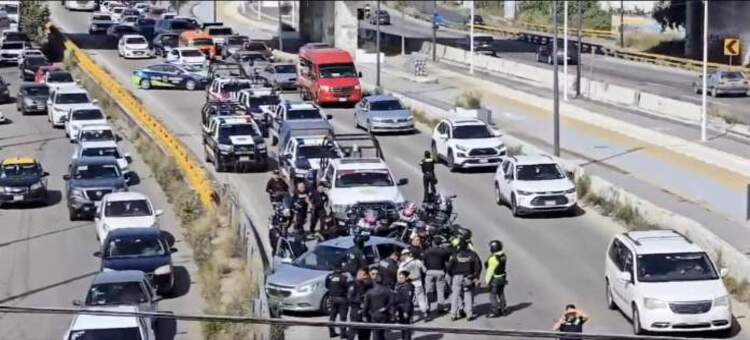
left=0, top=305, right=716, bottom=340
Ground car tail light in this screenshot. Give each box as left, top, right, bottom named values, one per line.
left=719, top=81, right=726, bottom=85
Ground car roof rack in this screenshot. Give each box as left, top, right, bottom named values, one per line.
left=622, top=232, right=641, bottom=246
left=319, top=132, right=384, bottom=171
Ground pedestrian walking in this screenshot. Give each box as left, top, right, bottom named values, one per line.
left=484, top=240, right=507, bottom=318
left=447, top=239, right=482, bottom=321
left=326, top=263, right=350, bottom=338
left=347, top=268, right=373, bottom=340
left=265, top=169, right=289, bottom=207
left=419, top=150, right=437, bottom=202
left=378, top=249, right=400, bottom=289
left=423, top=243, right=451, bottom=318
left=398, top=249, right=428, bottom=317
left=308, top=182, right=328, bottom=234
left=363, top=268, right=393, bottom=340
left=552, top=305, right=590, bottom=340
left=393, top=270, right=415, bottom=340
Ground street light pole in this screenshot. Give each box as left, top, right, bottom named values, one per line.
left=432, top=0, right=437, bottom=62
left=277, top=0, right=283, bottom=52
left=470, top=0, right=474, bottom=74
left=213, top=0, right=217, bottom=22
left=401, top=4, right=405, bottom=55
left=576, top=1, right=582, bottom=97
left=563, top=0, right=568, bottom=101
left=701, top=0, right=708, bottom=142
left=619, top=0, right=624, bottom=48
left=376, top=0, right=381, bottom=89
left=553, top=0, right=560, bottom=156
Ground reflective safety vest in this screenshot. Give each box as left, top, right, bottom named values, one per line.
left=484, top=251, right=506, bottom=285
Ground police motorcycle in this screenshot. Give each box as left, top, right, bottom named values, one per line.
left=420, top=192, right=457, bottom=228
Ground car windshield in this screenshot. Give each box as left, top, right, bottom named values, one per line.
left=105, top=199, right=152, bottom=217
left=181, top=49, right=203, bottom=57
left=125, top=37, right=146, bottom=44
left=274, top=65, right=296, bottom=73
left=116, top=26, right=137, bottom=33
left=335, top=169, right=394, bottom=188
left=208, top=28, right=233, bottom=36
left=220, top=82, right=251, bottom=92
left=81, top=147, right=120, bottom=159
left=637, top=252, right=719, bottom=283
left=240, top=54, right=265, bottom=62
left=515, top=164, right=565, bottom=181
left=248, top=95, right=278, bottom=107
left=138, top=18, right=155, bottom=26
left=721, top=72, right=745, bottom=80
left=4, top=33, right=25, bottom=42
left=49, top=72, right=74, bottom=83
left=123, top=16, right=137, bottom=23
left=297, top=145, right=329, bottom=159
left=169, top=21, right=191, bottom=30
left=370, top=100, right=403, bottom=111
left=105, top=235, right=166, bottom=258
left=112, top=7, right=124, bottom=14
left=3, top=5, right=17, bottom=14
left=85, top=282, right=149, bottom=306
left=452, top=124, right=492, bottom=139
left=72, top=109, right=104, bottom=120
left=56, top=93, right=90, bottom=104
left=1, top=42, right=22, bottom=50
left=319, top=64, right=357, bottom=79
left=244, top=42, right=267, bottom=51
left=191, top=38, right=213, bottom=46
left=73, top=163, right=120, bottom=179
left=293, top=245, right=348, bottom=271
left=218, top=124, right=258, bottom=142
left=161, top=35, right=178, bottom=45
left=474, top=36, right=493, bottom=43
left=27, top=57, right=49, bottom=66
left=227, top=36, right=249, bottom=45
left=0, top=163, right=39, bottom=177
left=68, top=328, right=142, bottom=340
left=286, top=109, right=321, bottom=120
left=23, top=86, right=49, bottom=96
left=80, top=129, right=115, bottom=142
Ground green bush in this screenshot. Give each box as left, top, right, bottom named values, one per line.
left=455, top=91, right=482, bottom=109
left=20, top=1, right=50, bottom=44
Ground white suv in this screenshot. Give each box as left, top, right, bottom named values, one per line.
left=117, top=34, right=152, bottom=59
left=604, top=230, right=731, bottom=335
left=493, top=155, right=576, bottom=216
left=431, top=118, right=505, bottom=171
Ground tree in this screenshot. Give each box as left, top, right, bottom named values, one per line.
left=517, top=0, right=612, bottom=30
left=652, top=0, right=687, bottom=30
left=19, top=0, right=50, bottom=44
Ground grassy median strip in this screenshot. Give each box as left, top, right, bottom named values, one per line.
left=65, top=53, right=264, bottom=340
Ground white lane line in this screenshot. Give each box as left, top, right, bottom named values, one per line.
left=392, top=156, right=423, bottom=176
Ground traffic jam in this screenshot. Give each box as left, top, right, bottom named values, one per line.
left=5, top=0, right=734, bottom=338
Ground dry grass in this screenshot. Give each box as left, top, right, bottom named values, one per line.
left=506, top=144, right=524, bottom=156
left=455, top=91, right=483, bottom=109
left=709, top=103, right=745, bottom=125
left=625, top=33, right=682, bottom=52
left=410, top=108, right=441, bottom=129
left=575, top=175, right=656, bottom=230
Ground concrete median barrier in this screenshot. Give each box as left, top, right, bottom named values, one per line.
left=637, top=92, right=702, bottom=124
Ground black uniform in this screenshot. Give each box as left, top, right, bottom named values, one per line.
left=419, top=157, right=437, bottom=201
left=393, top=281, right=415, bottom=340
left=447, top=247, right=482, bottom=319
left=308, top=189, right=328, bottom=233
left=558, top=316, right=587, bottom=340
left=290, top=192, right=309, bottom=232
left=363, top=282, right=393, bottom=340
left=347, top=246, right=368, bottom=277
left=347, top=279, right=372, bottom=340
left=265, top=177, right=289, bottom=204
left=377, top=257, right=399, bottom=289
left=325, top=270, right=350, bottom=337
left=268, top=226, right=282, bottom=256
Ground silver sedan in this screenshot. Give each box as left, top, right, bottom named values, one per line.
left=354, top=95, right=415, bottom=133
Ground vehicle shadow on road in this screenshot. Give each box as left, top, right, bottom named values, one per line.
left=155, top=316, right=177, bottom=340
left=164, top=266, right=191, bottom=299
left=65, top=33, right=116, bottom=51
left=411, top=333, right=445, bottom=340
left=0, top=190, right=63, bottom=210
left=518, top=205, right=586, bottom=220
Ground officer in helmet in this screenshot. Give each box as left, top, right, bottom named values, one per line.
left=484, top=240, right=507, bottom=318
left=346, top=233, right=369, bottom=277
left=446, top=238, right=482, bottom=321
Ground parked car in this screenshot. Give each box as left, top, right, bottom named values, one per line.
left=65, top=104, right=108, bottom=142
left=117, top=34, right=152, bottom=59
left=119, top=15, right=139, bottom=27
left=605, top=230, right=732, bottom=335
left=16, top=83, right=49, bottom=115
left=151, top=32, right=179, bottom=57
left=693, top=71, right=749, bottom=97
left=430, top=118, right=506, bottom=171
left=89, top=13, right=115, bottom=35
left=135, top=17, right=157, bottom=39
left=154, top=18, right=197, bottom=35
left=64, top=156, right=134, bottom=220
left=493, top=155, right=577, bottom=216
left=220, top=34, right=250, bottom=59
left=74, top=270, right=158, bottom=315
left=0, top=157, right=49, bottom=206
left=78, top=123, right=118, bottom=144
left=95, top=191, right=161, bottom=243
left=95, top=227, right=177, bottom=295
left=34, top=65, right=62, bottom=84
left=259, top=63, right=297, bottom=91
left=354, top=95, right=414, bottom=133
left=62, top=305, right=155, bottom=340
left=0, top=40, right=25, bottom=64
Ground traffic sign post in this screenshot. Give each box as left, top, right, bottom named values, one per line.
left=724, top=38, right=740, bottom=66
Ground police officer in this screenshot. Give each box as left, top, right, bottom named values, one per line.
left=398, top=249, right=428, bottom=318
left=347, top=268, right=372, bottom=340
left=484, top=240, right=507, bottom=318
left=326, top=263, right=350, bottom=338
left=378, top=250, right=400, bottom=289
left=446, top=238, right=482, bottom=321
left=308, top=182, right=328, bottom=234
left=290, top=182, right=310, bottom=233
left=265, top=169, right=289, bottom=207
left=423, top=243, right=451, bottom=318
left=363, top=268, right=393, bottom=340
left=268, top=221, right=283, bottom=257
left=347, top=234, right=369, bottom=278
left=393, top=270, right=415, bottom=340
left=419, top=150, right=437, bottom=202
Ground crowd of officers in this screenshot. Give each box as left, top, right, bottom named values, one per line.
left=324, top=234, right=509, bottom=340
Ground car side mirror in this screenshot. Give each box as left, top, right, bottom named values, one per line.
left=616, top=271, right=632, bottom=282
left=504, top=172, right=512, bottom=180
left=492, top=130, right=502, bottom=137
left=280, top=257, right=292, bottom=264
left=326, top=114, right=333, bottom=120
left=115, top=134, right=122, bottom=142
left=397, top=178, right=408, bottom=186
left=92, top=251, right=102, bottom=257
left=92, top=99, right=99, bottom=104
left=155, top=209, right=164, bottom=216
left=124, top=153, right=132, bottom=163
left=720, top=268, right=728, bottom=278
left=60, top=116, right=68, bottom=122
left=42, top=171, right=49, bottom=177
left=358, top=71, right=363, bottom=78
left=124, top=171, right=139, bottom=186
left=170, top=247, right=178, bottom=253
left=62, top=174, right=70, bottom=180
left=72, top=299, right=82, bottom=306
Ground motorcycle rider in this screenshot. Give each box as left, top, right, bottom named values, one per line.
left=419, top=151, right=437, bottom=202
left=347, top=268, right=373, bottom=340
left=447, top=238, right=482, bottom=321
left=398, top=249, right=428, bottom=318
left=325, top=262, right=350, bottom=338
left=265, top=169, right=289, bottom=207
left=393, top=270, right=415, bottom=340
left=485, top=240, right=508, bottom=318
left=423, top=243, right=451, bottom=318
left=363, top=268, right=392, bottom=340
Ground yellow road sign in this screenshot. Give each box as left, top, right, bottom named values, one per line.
left=724, top=38, right=740, bottom=56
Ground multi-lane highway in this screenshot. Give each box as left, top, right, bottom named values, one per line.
left=0, top=61, right=202, bottom=338
left=48, top=2, right=750, bottom=339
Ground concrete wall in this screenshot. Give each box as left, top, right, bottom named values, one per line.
left=334, top=1, right=359, bottom=57
left=299, top=0, right=335, bottom=46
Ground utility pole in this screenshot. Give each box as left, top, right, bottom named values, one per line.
left=432, top=0, right=437, bottom=61
left=576, top=0, right=582, bottom=97
left=376, top=0, right=381, bottom=89
left=213, top=0, right=217, bottom=22
left=401, top=4, right=405, bottom=55
left=257, top=0, right=262, bottom=20
left=277, top=0, right=283, bottom=52
left=563, top=0, right=568, bottom=101
left=701, top=0, right=708, bottom=142
left=470, top=0, right=474, bottom=74
left=553, top=0, right=560, bottom=156
left=619, top=0, right=624, bottom=48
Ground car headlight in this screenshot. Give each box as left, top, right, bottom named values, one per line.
left=154, top=264, right=172, bottom=275
left=218, top=144, right=234, bottom=153
left=29, top=181, right=44, bottom=190
left=71, top=188, right=86, bottom=199
left=320, top=85, right=331, bottom=92
left=644, top=297, right=668, bottom=309
left=564, top=188, right=576, bottom=194
left=454, top=144, right=468, bottom=152
left=296, top=282, right=319, bottom=294
left=714, top=295, right=730, bottom=307
left=493, top=144, right=504, bottom=150
left=516, top=190, right=533, bottom=196
left=24, top=97, right=33, bottom=104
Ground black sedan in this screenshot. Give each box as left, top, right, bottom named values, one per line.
left=0, top=158, right=49, bottom=206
